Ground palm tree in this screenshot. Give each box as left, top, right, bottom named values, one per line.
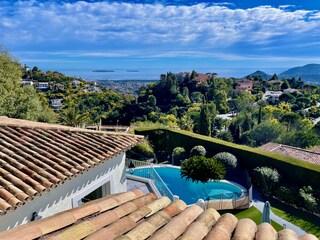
left=181, top=156, right=226, bottom=183
left=60, top=108, right=89, bottom=127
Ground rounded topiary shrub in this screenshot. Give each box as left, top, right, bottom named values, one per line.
left=172, top=147, right=186, bottom=166
left=181, top=156, right=226, bottom=183
left=214, top=152, right=237, bottom=168
left=190, top=145, right=206, bottom=157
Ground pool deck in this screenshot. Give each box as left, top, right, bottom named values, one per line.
left=127, top=178, right=152, bottom=195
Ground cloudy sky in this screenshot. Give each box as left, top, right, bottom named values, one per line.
left=1, top=0, right=320, bottom=74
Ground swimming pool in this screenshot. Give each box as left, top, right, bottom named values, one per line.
left=129, top=166, right=245, bottom=205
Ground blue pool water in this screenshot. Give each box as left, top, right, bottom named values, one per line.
left=130, top=166, right=243, bottom=205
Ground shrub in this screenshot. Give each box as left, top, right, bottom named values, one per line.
left=190, top=145, right=206, bottom=157
left=172, top=147, right=186, bottom=166
left=214, top=152, right=237, bottom=168
left=276, top=185, right=296, bottom=205
left=129, top=139, right=154, bottom=160
left=216, top=130, right=233, bottom=142
left=181, top=156, right=226, bottom=183
left=254, top=166, right=280, bottom=193
left=299, top=186, right=318, bottom=213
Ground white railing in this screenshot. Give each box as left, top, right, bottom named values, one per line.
left=126, top=159, right=174, bottom=201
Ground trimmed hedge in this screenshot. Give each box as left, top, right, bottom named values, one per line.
left=135, top=127, right=320, bottom=189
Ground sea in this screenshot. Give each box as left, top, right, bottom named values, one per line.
left=45, top=67, right=288, bottom=81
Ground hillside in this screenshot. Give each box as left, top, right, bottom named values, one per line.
left=246, top=70, right=271, bottom=80
left=279, top=64, right=320, bottom=83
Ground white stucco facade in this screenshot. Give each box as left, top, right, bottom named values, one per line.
left=0, top=153, right=127, bottom=231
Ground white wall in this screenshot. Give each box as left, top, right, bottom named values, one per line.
left=0, top=153, right=127, bottom=231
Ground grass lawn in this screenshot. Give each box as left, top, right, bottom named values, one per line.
left=219, top=206, right=283, bottom=231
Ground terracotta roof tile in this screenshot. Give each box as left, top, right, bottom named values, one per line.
left=259, top=142, right=320, bottom=165
left=278, top=228, right=299, bottom=240
left=0, top=190, right=317, bottom=240
left=0, top=117, right=143, bottom=214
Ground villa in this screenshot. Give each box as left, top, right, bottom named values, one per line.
left=35, top=82, right=49, bottom=90
left=262, top=90, right=283, bottom=104
left=0, top=117, right=142, bottom=231
left=235, top=79, right=253, bottom=93
left=50, top=98, right=63, bottom=110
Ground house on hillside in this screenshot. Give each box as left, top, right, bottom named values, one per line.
left=195, top=73, right=211, bottom=84
left=35, top=82, right=49, bottom=90
left=262, top=90, right=283, bottom=104
left=0, top=117, right=142, bottom=231
left=235, top=79, right=253, bottom=93
left=72, top=80, right=81, bottom=86
left=259, top=142, right=320, bottom=165
left=50, top=98, right=63, bottom=110
left=21, top=80, right=34, bottom=87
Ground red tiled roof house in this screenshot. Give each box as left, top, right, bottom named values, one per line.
left=0, top=117, right=143, bottom=231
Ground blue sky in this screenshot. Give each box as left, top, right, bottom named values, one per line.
left=1, top=0, right=320, bottom=75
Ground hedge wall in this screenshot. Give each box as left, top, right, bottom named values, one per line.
left=135, top=128, right=320, bottom=189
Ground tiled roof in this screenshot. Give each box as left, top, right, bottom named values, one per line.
left=0, top=117, right=143, bottom=214
left=259, top=142, right=320, bottom=165
left=195, top=74, right=210, bottom=84
left=0, top=190, right=317, bottom=240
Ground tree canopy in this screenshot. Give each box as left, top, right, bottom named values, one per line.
left=0, top=46, right=57, bottom=122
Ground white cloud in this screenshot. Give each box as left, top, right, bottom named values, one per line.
left=0, top=1, right=319, bottom=58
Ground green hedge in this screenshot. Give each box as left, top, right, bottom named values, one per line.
left=135, top=128, right=320, bottom=189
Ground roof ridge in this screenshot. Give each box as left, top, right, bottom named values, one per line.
left=278, top=143, right=320, bottom=155
left=0, top=116, right=143, bottom=138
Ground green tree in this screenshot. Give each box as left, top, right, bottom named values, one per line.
left=60, top=107, right=89, bottom=127
left=280, top=112, right=301, bottom=131
left=199, top=104, right=211, bottom=136
left=281, top=80, right=290, bottom=90
left=279, top=92, right=296, bottom=104
left=278, top=130, right=320, bottom=148
left=270, top=73, right=278, bottom=80
left=257, top=100, right=267, bottom=124
left=244, top=120, right=285, bottom=146
left=181, top=156, right=226, bottom=183
left=216, top=130, right=233, bottom=142
left=178, top=115, right=194, bottom=131
left=148, top=95, right=157, bottom=106
left=0, top=46, right=57, bottom=122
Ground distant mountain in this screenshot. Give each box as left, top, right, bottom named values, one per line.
left=279, top=64, right=320, bottom=83
left=246, top=70, right=271, bottom=80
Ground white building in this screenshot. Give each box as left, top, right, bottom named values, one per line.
left=72, top=80, right=81, bottom=86
left=262, top=90, right=283, bottom=103
left=36, top=82, right=49, bottom=90
left=0, top=117, right=142, bottom=231
left=50, top=98, right=63, bottom=110
left=21, top=80, right=34, bottom=86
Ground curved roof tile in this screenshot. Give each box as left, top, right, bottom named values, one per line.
left=0, top=190, right=317, bottom=240
left=0, top=117, right=143, bottom=214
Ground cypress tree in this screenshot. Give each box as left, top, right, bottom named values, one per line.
left=199, top=104, right=211, bottom=136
